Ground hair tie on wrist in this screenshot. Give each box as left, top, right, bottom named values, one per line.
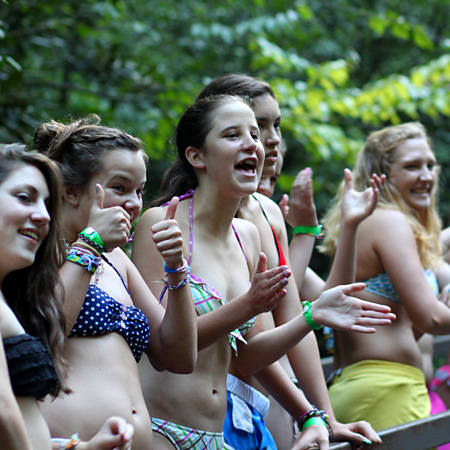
left=78, top=227, right=107, bottom=253
left=298, top=406, right=329, bottom=431
left=293, top=224, right=323, bottom=238
left=302, top=301, right=323, bottom=330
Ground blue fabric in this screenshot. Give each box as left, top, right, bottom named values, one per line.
left=223, top=391, right=277, bottom=450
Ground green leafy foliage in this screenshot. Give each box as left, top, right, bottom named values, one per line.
left=3, top=0, right=450, bottom=256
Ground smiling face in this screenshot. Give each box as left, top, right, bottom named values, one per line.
left=389, top=138, right=437, bottom=215
left=201, top=99, right=265, bottom=197
left=78, top=149, right=147, bottom=227
left=251, top=94, right=282, bottom=178
left=0, top=164, right=50, bottom=281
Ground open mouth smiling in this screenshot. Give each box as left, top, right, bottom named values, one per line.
left=236, top=157, right=258, bottom=176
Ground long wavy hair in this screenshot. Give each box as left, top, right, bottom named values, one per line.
left=153, top=94, right=251, bottom=206
left=320, top=122, right=442, bottom=269
left=0, top=144, right=69, bottom=396
left=33, top=114, right=147, bottom=190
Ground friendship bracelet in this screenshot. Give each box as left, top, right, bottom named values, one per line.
left=163, top=274, right=190, bottom=291
left=78, top=227, right=107, bottom=253
left=298, top=405, right=329, bottom=425
left=51, top=434, right=81, bottom=450
left=67, top=248, right=101, bottom=274
left=163, top=259, right=191, bottom=274
left=72, top=240, right=101, bottom=257
left=302, top=301, right=323, bottom=330
left=293, top=224, right=324, bottom=239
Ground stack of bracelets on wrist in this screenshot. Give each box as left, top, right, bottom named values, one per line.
left=293, top=224, right=324, bottom=239
left=163, top=258, right=191, bottom=291
left=67, top=247, right=101, bottom=274
left=298, top=406, right=330, bottom=433
left=302, top=301, right=323, bottom=330
left=78, top=227, right=107, bottom=254
left=52, top=434, right=80, bottom=449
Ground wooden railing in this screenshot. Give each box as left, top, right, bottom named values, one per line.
left=322, top=335, right=450, bottom=449
left=329, top=410, right=450, bottom=449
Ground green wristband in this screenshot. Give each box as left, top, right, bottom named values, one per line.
left=301, top=416, right=327, bottom=431
left=293, top=224, right=323, bottom=238
left=302, top=301, right=323, bottom=330
left=79, top=227, right=107, bottom=253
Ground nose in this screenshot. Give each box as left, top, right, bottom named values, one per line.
left=124, top=194, right=143, bottom=222
left=266, top=126, right=281, bottom=149
left=242, top=132, right=258, bottom=151
left=420, top=165, right=434, bottom=181
left=31, top=200, right=51, bottom=226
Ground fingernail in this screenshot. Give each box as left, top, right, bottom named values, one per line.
left=363, top=438, right=372, bottom=446
left=284, top=271, right=289, bottom=277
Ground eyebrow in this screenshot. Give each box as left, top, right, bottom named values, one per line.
left=255, top=115, right=281, bottom=122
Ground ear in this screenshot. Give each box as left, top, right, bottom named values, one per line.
left=62, top=185, right=81, bottom=207
left=185, top=146, right=206, bottom=169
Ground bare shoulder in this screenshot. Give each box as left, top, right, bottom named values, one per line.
left=136, top=205, right=167, bottom=230
left=252, top=192, right=284, bottom=230
left=232, top=217, right=261, bottom=268
left=361, top=207, right=412, bottom=234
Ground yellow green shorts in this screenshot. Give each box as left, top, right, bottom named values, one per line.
left=328, top=359, right=430, bottom=431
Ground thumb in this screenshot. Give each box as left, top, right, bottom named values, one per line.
left=93, top=184, right=104, bottom=211
left=279, top=194, right=289, bottom=210
left=256, top=252, right=267, bottom=274
left=165, top=196, right=179, bottom=220
left=340, top=282, right=366, bottom=295
left=344, top=168, right=353, bottom=191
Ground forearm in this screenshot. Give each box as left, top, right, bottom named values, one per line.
left=154, top=276, right=197, bottom=372
left=287, top=332, right=337, bottom=421
left=254, top=362, right=312, bottom=420
left=197, top=295, right=256, bottom=351
left=324, top=221, right=357, bottom=290
left=235, top=314, right=311, bottom=376
left=0, top=408, right=32, bottom=450
left=289, top=234, right=315, bottom=291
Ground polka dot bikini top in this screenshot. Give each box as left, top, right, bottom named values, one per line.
left=68, top=256, right=150, bottom=362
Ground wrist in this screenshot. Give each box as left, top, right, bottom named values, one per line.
left=293, top=224, right=323, bottom=239
left=302, top=301, right=323, bottom=330
left=79, top=227, right=107, bottom=254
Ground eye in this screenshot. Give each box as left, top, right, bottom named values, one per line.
left=274, top=120, right=281, bottom=130
left=137, top=189, right=145, bottom=198
left=226, top=132, right=238, bottom=139
left=251, top=132, right=260, bottom=141
left=427, top=162, right=435, bottom=170
left=112, top=184, right=125, bottom=193
left=16, top=192, right=32, bottom=203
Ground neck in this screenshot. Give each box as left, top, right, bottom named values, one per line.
left=192, top=185, right=242, bottom=236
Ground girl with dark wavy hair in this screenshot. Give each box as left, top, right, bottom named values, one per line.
left=0, top=144, right=134, bottom=450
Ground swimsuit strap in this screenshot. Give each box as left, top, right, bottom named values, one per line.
left=101, top=254, right=131, bottom=296
left=231, top=223, right=248, bottom=264
left=251, top=194, right=270, bottom=223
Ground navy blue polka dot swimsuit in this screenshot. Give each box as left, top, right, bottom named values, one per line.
left=68, top=256, right=150, bottom=362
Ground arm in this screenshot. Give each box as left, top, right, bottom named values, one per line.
left=279, top=168, right=318, bottom=290
left=324, top=170, right=383, bottom=290
left=62, top=185, right=132, bottom=333
left=127, top=197, right=197, bottom=373
left=53, top=416, right=134, bottom=450
left=371, top=210, right=450, bottom=334
left=0, top=330, right=32, bottom=450
left=233, top=282, right=394, bottom=375
left=132, top=206, right=290, bottom=352
left=257, top=195, right=384, bottom=447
